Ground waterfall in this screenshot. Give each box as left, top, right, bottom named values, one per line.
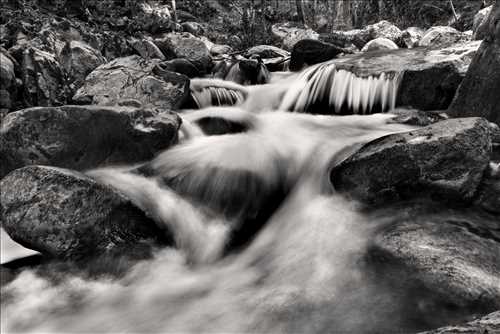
left=190, top=78, right=247, bottom=108
left=279, top=62, right=402, bottom=114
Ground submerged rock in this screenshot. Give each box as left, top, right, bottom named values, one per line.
left=73, top=55, right=189, bottom=109
left=0, top=105, right=180, bottom=178
left=361, top=37, right=398, bottom=52
left=331, top=118, right=492, bottom=204
left=0, top=166, right=171, bottom=259
left=369, top=203, right=500, bottom=318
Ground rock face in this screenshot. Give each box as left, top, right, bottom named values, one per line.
left=419, top=26, right=469, bottom=48
left=0, top=166, right=171, bottom=259
left=73, top=55, right=189, bottom=109
left=331, top=118, right=492, bottom=204
left=449, top=2, right=500, bottom=126
left=331, top=41, right=481, bottom=110
left=418, top=311, right=500, bottom=334
left=361, top=37, right=398, bottom=52
left=369, top=204, right=500, bottom=317
left=21, top=47, right=69, bottom=107
left=0, top=105, right=180, bottom=179
left=473, top=5, right=493, bottom=40
left=156, top=33, right=213, bottom=74
left=271, top=22, right=319, bottom=51
left=59, top=41, right=106, bottom=92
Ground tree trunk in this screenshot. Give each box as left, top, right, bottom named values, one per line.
left=448, top=1, right=500, bottom=125
left=171, top=0, right=177, bottom=24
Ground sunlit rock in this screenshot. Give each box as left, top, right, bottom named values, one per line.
left=419, top=26, right=469, bottom=48
left=418, top=310, right=500, bottom=334
left=361, top=37, right=399, bottom=52
left=271, top=22, right=319, bottom=51
left=473, top=5, right=493, bottom=40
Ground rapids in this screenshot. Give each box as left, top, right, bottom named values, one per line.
left=0, top=67, right=477, bottom=333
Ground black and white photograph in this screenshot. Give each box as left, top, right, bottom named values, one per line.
left=0, top=0, right=499, bottom=333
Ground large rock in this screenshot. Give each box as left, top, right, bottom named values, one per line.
left=330, top=40, right=481, bottom=111
left=0, top=166, right=171, bottom=259
left=271, top=22, right=319, bottom=51
left=473, top=5, right=493, bottom=40
left=361, top=37, right=398, bottom=52
left=59, top=41, right=106, bottom=92
left=73, top=55, right=189, bottom=109
left=331, top=118, right=492, bottom=204
left=418, top=310, right=500, bottom=334
left=419, top=26, right=469, bottom=48
left=365, top=20, right=403, bottom=43
left=290, top=39, right=346, bottom=71
left=129, top=37, right=165, bottom=60
left=369, top=204, right=500, bottom=316
left=0, top=50, right=16, bottom=111
left=246, top=45, right=290, bottom=59
left=21, top=46, right=69, bottom=107
left=449, top=2, right=500, bottom=126
left=0, top=105, right=180, bottom=179
left=155, top=33, right=212, bottom=74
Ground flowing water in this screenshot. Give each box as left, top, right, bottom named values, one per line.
left=0, top=66, right=462, bottom=333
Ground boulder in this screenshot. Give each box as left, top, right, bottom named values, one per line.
left=473, top=5, right=493, bottom=40
left=369, top=204, right=500, bottom=315
left=181, top=21, right=204, bottom=36
left=271, top=22, right=319, bottom=51
left=155, top=33, right=212, bottom=74
left=59, top=41, right=106, bottom=92
left=449, top=2, right=500, bottom=126
left=0, top=51, right=16, bottom=110
left=129, top=38, right=165, bottom=60
left=400, top=27, right=425, bottom=48
left=21, top=46, right=70, bottom=107
left=246, top=45, right=290, bottom=59
left=331, top=118, right=492, bottom=204
left=0, top=166, right=171, bottom=259
left=73, top=55, right=189, bottom=110
left=290, top=39, right=346, bottom=71
left=331, top=40, right=481, bottom=111
left=210, top=44, right=233, bottom=56
left=474, top=164, right=500, bottom=214
left=361, top=37, right=399, bottom=52
left=158, top=58, right=200, bottom=78
left=419, top=26, right=469, bottom=48
left=365, top=20, right=403, bottom=43
left=418, top=311, right=500, bottom=334
left=0, top=105, right=180, bottom=179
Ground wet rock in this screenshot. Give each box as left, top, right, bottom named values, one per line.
left=0, top=105, right=180, bottom=179
left=59, top=41, right=106, bottom=92
left=361, top=37, right=398, bottom=52
left=418, top=310, right=500, bottom=334
left=0, top=166, right=171, bottom=260
left=331, top=118, right=492, bottom=204
left=390, top=108, right=448, bottom=126
left=290, top=39, right=346, bottom=71
left=473, top=5, right=492, bottom=40
left=21, top=46, right=70, bottom=107
left=155, top=33, right=213, bottom=74
left=369, top=204, right=500, bottom=317
left=246, top=45, right=290, bottom=59
left=419, top=26, right=469, bottom=48
left=73, top=55, right=189, bottom=109
left=331, top=40, right=481, bottom=111
left=400, top=27, right=425, bottom=48
left=449, top=2, right=500, bottom=126
left=271, top=22, right=319, bottom=51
